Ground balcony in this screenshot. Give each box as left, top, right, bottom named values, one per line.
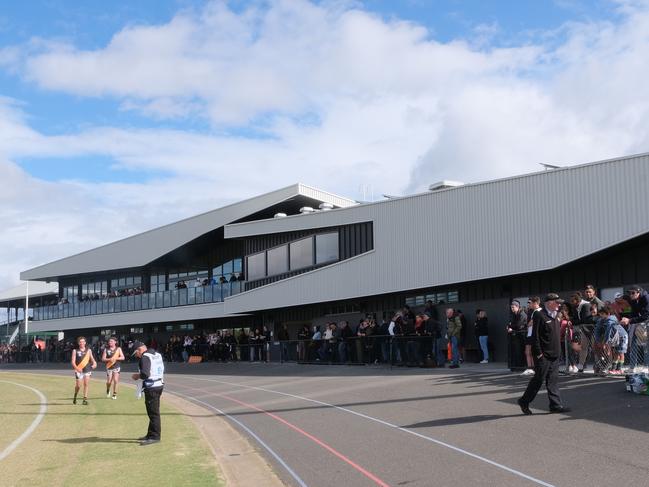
left=32, top=282, right=243, bottom=321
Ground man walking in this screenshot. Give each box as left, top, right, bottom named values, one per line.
left=131, top=341, right=165, bottom=445
left=518, top=294, right=571, bottom=415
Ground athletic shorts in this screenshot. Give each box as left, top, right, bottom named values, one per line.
left=74, top=371, right=92, bottom=380
left=106, top=367, right=121, bottom=377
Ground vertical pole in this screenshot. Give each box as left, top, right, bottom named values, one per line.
left=25, top=281, right=30, bottom=336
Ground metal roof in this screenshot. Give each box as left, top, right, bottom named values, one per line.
left=0, top=281, right=58, bottom=304
left=222, top=152, right=649, bottom=313
left=20, top=183, right=356, bottom=281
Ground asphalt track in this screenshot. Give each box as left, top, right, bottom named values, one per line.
left=5, top=362, right=649, bottom=486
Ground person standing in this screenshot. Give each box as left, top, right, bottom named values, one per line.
left=522, top=297, right=542, bottom=376
left=474, top=310, right=489, bottom=364
left=131, top=341, right=165, bottom=445
left=446, top=308, right=462, bottom=369
left=518, top=294, right=571, bottom=415
left=102, top=336, right=124, bottom=400
left=71, top=336, right=97, bottom=405
left=507, top=300, right=528, bottom=371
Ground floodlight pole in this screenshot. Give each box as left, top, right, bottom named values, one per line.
left=24, top=281, right=29, bottom=337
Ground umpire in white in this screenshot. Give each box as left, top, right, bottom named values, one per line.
left=131, top=341, right=165, bottom=445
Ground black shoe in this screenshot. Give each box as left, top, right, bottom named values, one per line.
left=517, top=398, right=532, bottom=415
left=82, top=399, right=88, bottom=405
left=138, top=436, right=150, bottom=441
left=140, top=438, right=160, bottom=446
left=549, top=406, right=571, bottom=414
left=73, top=398, right=77, bottom=405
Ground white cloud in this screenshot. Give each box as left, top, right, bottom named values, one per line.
left=1, top=0, right=649, bottom=291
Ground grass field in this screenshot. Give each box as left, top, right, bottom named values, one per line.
left=0, top=372, right=224, bottom=487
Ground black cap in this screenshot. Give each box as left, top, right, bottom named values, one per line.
left=131, top=341, right=146, bottom=356
left=543, top=293, right=564, bottom=303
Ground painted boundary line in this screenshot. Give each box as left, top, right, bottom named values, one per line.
left=167, top=390, right=309, bottom=487
left=0, top=380, right=48, bottom=462
left=180, top=376, right=556, bottom=487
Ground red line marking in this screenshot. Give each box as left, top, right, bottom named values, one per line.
left=219, top=392, right=391, bottom=487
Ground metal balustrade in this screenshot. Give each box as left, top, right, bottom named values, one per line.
left=30, top=282, right=244, bottom=321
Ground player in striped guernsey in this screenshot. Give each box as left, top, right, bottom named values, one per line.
left=102, top=336, right=125, bottom=400
left=71, top=336, right=97, bottom=405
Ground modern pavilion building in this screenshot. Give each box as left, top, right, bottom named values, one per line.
left=3, top=153, right=649, bottom=360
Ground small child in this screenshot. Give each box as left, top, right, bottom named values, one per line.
left=596, top=306, right=628, bottom=374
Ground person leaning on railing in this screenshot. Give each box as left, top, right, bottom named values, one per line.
left=621, top=285, right=649, bottom=371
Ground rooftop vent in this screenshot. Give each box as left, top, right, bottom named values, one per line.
left=299, top=206, right=315, bottom=214
left=428, top=180, right=464, bottom=192
left=318, top=202, right=334, bottom=211
left=274, top=213, right=287, bottom=218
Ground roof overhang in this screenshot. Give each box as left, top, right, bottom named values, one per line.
left=20, top=184, right=356, bottom=282
left=0, top=281, right=58, bottom=305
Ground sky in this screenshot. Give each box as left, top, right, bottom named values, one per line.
left=1, top=0, right=649, bottom=299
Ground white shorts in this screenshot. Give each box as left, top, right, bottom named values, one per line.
left=106, top=367, right=121, bottom=378
left=74, top=371, right=92, bottom=380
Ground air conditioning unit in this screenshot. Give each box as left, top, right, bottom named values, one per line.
left=318, top=203, right=334, bottom=211
left=274, top=213, right=287, bottom=218
left=299, top=207, right=315, bottom=214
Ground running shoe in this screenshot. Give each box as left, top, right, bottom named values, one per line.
left=82, top=398, right=88, bottom=405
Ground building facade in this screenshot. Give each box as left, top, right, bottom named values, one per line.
left=4, top=154, right=649, bottom=361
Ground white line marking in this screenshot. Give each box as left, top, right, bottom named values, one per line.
left=167, top=390, right=308, bottom=487
left=176, top=376, right=555, bottom=487
left=0, top=380, right=48, bottom=462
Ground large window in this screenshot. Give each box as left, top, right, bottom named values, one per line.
left=267, top=245, right=288, bottom=276
left=110, top=275, right=142, bottom=291
left=316, top=233, right=339, bottom=264
left=63, top=285, right=78, bottom=302
left=213, top=258, right=243, bottom=283
left=290, top=237, right=314, bottom=270
left=150, top=274, right=166, bottom=293
left=82, top=281, right=107, bottom=299
left=247, top=252, right=266, bottom=280
left=168, top=269, right=207, bottom=288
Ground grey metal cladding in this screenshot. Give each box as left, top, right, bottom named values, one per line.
left=20, top=183, right=356, bottom=281
left=223, top=153, right=649, bottom=313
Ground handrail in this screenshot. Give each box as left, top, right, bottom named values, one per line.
left=31, top=282, right=244, bottom=321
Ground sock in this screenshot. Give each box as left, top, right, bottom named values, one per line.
left=74, top=390, right=78, bottom=400
left=106, top=385, right=110, bottom=394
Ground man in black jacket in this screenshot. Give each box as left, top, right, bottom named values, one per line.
left=518, top=294, right=570, bottom=415
left=507, top=300, right=527, bottom=370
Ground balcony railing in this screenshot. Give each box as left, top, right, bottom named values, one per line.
left=31, top=282, right=243, bottom=321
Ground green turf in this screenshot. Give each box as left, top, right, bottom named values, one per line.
left=0, top=372, right=224, bottom=487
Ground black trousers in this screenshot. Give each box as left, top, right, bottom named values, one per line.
left=508, top=333, right=526, bottom=369
left=520, top=356, right=562, bottom=409
left=144, top=387, right=163, bottom=440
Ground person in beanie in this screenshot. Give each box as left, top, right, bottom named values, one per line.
left=131, top=341, right=165, bottom=445
left=518, top=294, right=571, bottom=415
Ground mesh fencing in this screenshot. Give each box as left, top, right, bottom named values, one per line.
left=560, top=322, right=649, bottom=375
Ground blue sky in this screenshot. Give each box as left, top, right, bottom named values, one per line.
left=2, top=0, right=649, bottom=291
left=0, top=0, right=621, bottom=183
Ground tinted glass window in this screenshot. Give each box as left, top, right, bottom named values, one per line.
left=316, top=232, right=339, bottom=264
left=267, top=245, right=288, bottom=276
left=247, top=252, right=266, bottom=280
left=290, top=237, right=313, bottom=270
